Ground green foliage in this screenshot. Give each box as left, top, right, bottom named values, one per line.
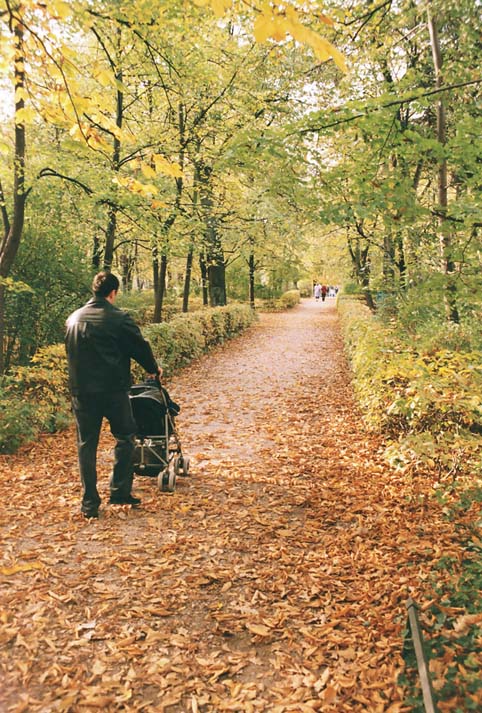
left=402, top=487, right=482, bottom=711
left=115, top=290, right=155, bottom=325
left=4, top=224, right=91, bottom=369
left=0, top=392, right=37, bottom=454
left=0, top=344, right=71, bottom=453
left=134, top=303, right=257, bottom=380
left=338, top=297, right=482, bottom=480
left=258, top=289, right=300, bottom=312
left=0, top=303, right=257, bottom=452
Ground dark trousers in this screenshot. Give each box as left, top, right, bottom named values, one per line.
left=72, top=391, right=137, bottom=511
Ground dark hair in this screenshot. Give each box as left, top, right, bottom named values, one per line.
left=92, top=271, right=120, bottom=297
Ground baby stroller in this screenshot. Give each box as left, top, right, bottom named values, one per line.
left=129, top=378, right=190, bottom=493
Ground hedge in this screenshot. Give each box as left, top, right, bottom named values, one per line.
left=0, top=303, right=257, bottom=454
left=337, top=296, right=482, bottom=480
left=258, top=289, right=300, bottom=312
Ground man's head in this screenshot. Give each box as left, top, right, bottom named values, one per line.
left=92, top=271, right=120, bottom=301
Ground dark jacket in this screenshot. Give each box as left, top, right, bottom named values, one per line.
left=65, top=297, right=158, bottom=395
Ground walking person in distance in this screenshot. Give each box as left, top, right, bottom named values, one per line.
left=65, top=271, right=162, bottom=519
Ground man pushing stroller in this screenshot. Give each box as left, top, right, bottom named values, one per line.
left=65, top=271, right=162, bottom=519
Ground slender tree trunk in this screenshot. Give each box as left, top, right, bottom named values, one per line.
left=103, top=30, right=123, bottom=271
left=0, top=19, right=27, bottom=372
left=427, top=8, right=459, bottom=322
left=383, top=231, right=395, bottom=289
left=249, top=251, right=255, bottom=309
left=182, top=247, right=194, bottom=313
left=0, top=283, right=5, bottom=374
left=182, top=168, right=198, bottom=314
left=104, top=205, right=117, bottom=270
left=92, top=233, right=102, bottom=270
left=396, top=231, right=407, bottom=288
left=199, top=252, right=209, bottom=306
left=158, top=253, right=167, bottom=321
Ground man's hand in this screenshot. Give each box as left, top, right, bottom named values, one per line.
left=148, top=365, right=163, bottom=379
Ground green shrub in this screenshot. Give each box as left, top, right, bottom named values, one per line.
left=0, top=304, right=257, bottom=453
left=130, top=304, right=256, bottom=381
left=338, top=297, right=482, bottom=479
left=0, top=392, right=37, bottom=454
left=259, top=289, right=300, bottom=312
left=115, top=290, right=155, bottom=325
left=0, top=344, right=72, bottom=453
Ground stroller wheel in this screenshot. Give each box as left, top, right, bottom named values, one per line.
left=158, top=464, right=176, bottom=493
left=180, top=456, right=190, bottom=477
left=174, top=455, right=190, bottom=477
left=173, top=455, right=181, bottom=476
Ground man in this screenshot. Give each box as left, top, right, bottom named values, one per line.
left=65, top=271, right=161, bottom=519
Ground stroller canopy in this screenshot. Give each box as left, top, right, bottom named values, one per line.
left=130, top=383, right=180, bottom=438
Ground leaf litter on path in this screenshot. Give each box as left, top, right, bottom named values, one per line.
left=0, top=300, right=475, bottom=712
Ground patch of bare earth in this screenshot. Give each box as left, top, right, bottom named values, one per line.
left=0, top=300, right=466, bottom=712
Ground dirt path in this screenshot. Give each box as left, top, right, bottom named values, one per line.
left=0, top=300, right=460, bottom=712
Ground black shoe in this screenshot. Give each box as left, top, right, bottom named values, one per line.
left=82, top=508, right=99, bottom=519
left=109, top=494, right=141, bottom=506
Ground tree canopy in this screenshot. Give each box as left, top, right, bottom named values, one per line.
left=0, top=0, right=480, bottom=367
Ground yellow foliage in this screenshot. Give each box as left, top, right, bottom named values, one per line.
left=49, top=0, right=72, bottom=20
left=246, top=2, right=346, bottom=73
left=140, top=162, right=157, bottom=179
left=153, top=154, right=184, bottom=178
left=113, top=176, right=159, bottom=197
left=253, top=14, right=273, bottom=43
left=271, top=18, right=287, bottom=42
left=14, top=106, right=36, bottom=125
left=211, top=0, right=232, bottom=17
left=151, top=199, right=168, bottom=210
left=319, top=14, right=335, bottom=27
left=95, top=69, right=114, bottom=87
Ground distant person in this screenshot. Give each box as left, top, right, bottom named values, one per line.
left=65, top=271, right=162, bottom=519
left=314, top=282, right=322, bottom=300
left=321, top=285, right=327, bottom=301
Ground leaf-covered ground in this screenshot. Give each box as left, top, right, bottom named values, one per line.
left=0, top=300, right=478, bottom=712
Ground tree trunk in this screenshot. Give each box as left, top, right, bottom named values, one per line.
left=199, top=162, right=227, bottom=307
left=0, top=19, right=27, bottom=372
left=103, top=30, right=123, bottom=271
left=92, top=233, right=102, bottom=270
left=249, top=251, right=255, bottom=309
left=153, top=252, right=167, bottom=323
left=348, top=234, right=375, bottom=310
left=182, top=167, right=198, bottom=314
left=104, top=205, right=117, bottom=270
left=208, top=263, right=227, bottom=307
left=396, top=231, right=407, bottom=288
left=182, top=247, right=194, bottom=313
left=199, top=252, right=209, bottom=306
left=383, top=231, right=395, bottom=289
left=0, top=284, right=5, bottom=374
left=427, top=8, right=459, bottom=323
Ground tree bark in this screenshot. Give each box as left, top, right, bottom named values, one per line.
left=182, top=247, right=194, bottom=313
left=0, top=19, right=27, bottom=372
left=249, top=250, right=255, bottom=309
left=199, top=162, right=226, bottom=307
left=199, top=252, right=209, bottom=306
left=427, top=8, right=459, bottom=322
left=103, top=29, right=123, bottom=271
left=207, top=264, right=227, bottom=307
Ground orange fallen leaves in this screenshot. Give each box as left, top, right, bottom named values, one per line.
left=0, top=305, right=476, bottom=711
